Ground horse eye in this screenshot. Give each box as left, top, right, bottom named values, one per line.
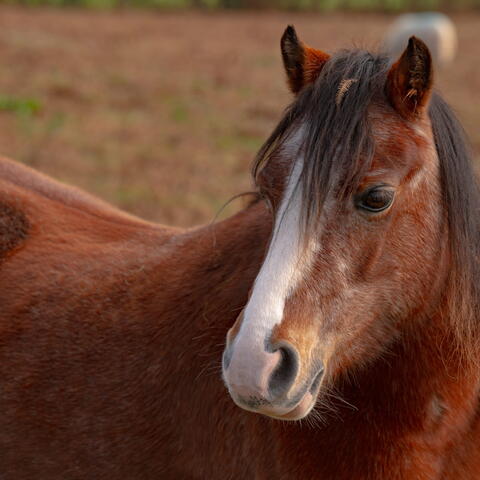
left=356, top=187, right=394, bottom=213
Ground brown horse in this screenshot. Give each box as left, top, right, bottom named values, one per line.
left=1, top=26, right=479, bottom=479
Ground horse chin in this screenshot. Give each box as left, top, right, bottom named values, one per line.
left=269, top=391, right=316, bottom=421
left=262, top=369, right=324, bottom=421
left=226, top=367, right=324, bottom=421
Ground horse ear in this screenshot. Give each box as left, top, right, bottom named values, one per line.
left=386, top=36, right=433, bottom=120
left=281, top=25, right=330, bottom=94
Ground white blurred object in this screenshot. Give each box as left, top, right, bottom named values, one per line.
left=384, top=12, right=458, bottom=66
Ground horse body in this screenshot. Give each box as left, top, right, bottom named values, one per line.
left=0, top=156, right=274, bottom=478
left=1, top=28, right=480, bottom=479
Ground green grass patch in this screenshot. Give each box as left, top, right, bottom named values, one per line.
left=216, top=130, right=263, bottom=153
left=0, top=96, right=41, bottom=116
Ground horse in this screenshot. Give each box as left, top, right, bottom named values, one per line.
left=222, top=27, right=480, bottom=477
left=0, top=25, right=479, bottom=480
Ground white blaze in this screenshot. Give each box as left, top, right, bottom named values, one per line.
left=242, top=159, right=305, bottom=339
left=226, top=157, right=312, bottom=394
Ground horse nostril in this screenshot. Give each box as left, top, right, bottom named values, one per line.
left=268, top=343, right=299, bottom=398
left=222, top=344, right=233, bottom=371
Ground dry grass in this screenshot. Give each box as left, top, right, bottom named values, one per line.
left=0, top=7, right=478, bottom=226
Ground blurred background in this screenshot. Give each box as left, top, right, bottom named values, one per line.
left=0, top=2, right=478, bottom=226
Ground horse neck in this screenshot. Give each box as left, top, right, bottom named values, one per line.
left=126, top=201, right=273, bottom=475
left=127, top=200, right=271, bottom=358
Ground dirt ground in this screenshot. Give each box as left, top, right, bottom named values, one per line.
left=0, top=7, right=478, bottom=226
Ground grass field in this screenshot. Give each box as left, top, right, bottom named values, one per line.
left=0, top=7, right=478, bottom=226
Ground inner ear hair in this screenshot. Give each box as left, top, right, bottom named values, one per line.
left=386, top=36, right=433, bottom=120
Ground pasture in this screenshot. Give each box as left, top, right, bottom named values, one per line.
left=0, top=7, right=478, bottom=227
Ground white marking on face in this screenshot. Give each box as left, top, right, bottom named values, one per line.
left=225, top=150, right=317, bottom=395
left=404, top=140, right=439, bottom=195
left=412, top=123, right=428, bottom=139
left=242, top=158, right=305, bottom=338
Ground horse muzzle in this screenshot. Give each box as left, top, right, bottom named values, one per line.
left=222, top=335, right=324, bottom=420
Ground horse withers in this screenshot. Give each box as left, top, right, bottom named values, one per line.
left=0, top=26, right=479, bottom=480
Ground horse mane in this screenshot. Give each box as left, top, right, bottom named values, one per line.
left=253, top=49, right=387, bottom=227
left=430, top=94, right=480, bottom=355
left=252, top=48, right=480, bottom=355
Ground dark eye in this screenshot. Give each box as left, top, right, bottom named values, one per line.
left=356, top=186, right=394, bottom=213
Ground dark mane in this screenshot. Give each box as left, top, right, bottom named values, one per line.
left=253, top=49, right=388, bottom=227
left=253, top=48, right=480, bottom=350
left=430, top=94, right=480, bottom=352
